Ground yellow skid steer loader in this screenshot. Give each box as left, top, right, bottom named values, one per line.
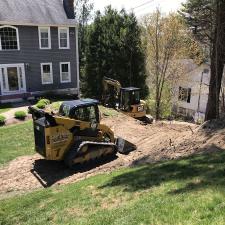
left=29, top=99, right=135, bottom=168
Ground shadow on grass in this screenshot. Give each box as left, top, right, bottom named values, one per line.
left=31, top=155, right=118, bottom=188
left=100, top=145, right=225, bottom=194
left=31, top=138, right=136, bottom=188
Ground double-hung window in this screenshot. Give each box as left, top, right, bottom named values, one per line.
left=58, top=27, right=69, bottom=49
left=39, top=27, right=51, bottom=49
left=178, top=87, right=191, bottom=103
left=41, top=63, right=53, bottom=84
left=60, top=62, right=71, bottom=83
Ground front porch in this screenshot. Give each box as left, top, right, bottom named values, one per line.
left=0, top=92, right=32, bottom=103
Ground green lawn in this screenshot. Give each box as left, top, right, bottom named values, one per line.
left=0, top=103, right=12, bottom=114
left=1, top=151, right=225, bottom=225
left=0, top=121, right=34, bottom=166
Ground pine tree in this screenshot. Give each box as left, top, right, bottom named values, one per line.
left=83, top=7, right=148, bottom=99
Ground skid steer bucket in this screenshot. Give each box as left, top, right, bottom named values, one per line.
left=116, top=138, right=137, bottom=154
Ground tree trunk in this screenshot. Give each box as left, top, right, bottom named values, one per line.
left=205, top=0, right=225, bottom=121
left=205, top=51, right=224, bottom=120
left=155, top=96, right=161, bottom=120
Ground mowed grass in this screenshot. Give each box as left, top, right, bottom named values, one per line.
left=1, top=151, right=225, bottom=225
left=0, top=121, right=34, bottom=166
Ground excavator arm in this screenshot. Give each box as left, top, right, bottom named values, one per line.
left=102, top=77, right=122, bottom=107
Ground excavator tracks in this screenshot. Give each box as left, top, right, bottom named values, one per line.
left=64, top=141, right=117, bottom=168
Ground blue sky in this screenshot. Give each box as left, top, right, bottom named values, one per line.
left=94, top=0, right=186, bottom=16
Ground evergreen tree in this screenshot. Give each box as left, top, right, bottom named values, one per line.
left=74, top=0, right=94, bottom=84
left=83, top=6, right=148, bottom=99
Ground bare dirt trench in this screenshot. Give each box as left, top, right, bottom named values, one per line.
left=0, top=114, right=198, bottom=197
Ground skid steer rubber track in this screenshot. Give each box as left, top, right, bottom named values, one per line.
left=64, top=141, right=117, bottom=168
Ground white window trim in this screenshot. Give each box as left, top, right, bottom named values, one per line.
left=0, top=63, right=26, bottom=95
left=60, top=62, right=71, bottom=83
left=41, top=63, right=53, bottom=85
left=38, top=27, right=51, bottom=50
left=58, top=27, right=70, bottom=49
left=0, top=25, right=20, bottom=51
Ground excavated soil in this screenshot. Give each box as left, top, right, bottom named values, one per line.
left=1, top=113, right=224, bottom=198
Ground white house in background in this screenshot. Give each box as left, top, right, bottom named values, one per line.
left=172, top=59, right=210, bottom=122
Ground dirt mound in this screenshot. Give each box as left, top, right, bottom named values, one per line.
left=3, top=114, right=223, bottom=198
left=133, top=118, right=225, bottom=165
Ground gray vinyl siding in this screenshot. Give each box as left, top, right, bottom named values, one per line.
left=0, top=25, right=78, bottom=94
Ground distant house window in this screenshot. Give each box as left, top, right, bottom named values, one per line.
left=179, top=87, right=191, bottom=103
left=41, top=63, right=53, bottom=84
left=60, top=62, right=71, bottom=83
left=0, top=26, right=20, bottom=50
left=58, top=27, right=69, bottom=49
left=39, top=27, right=51, bottom=49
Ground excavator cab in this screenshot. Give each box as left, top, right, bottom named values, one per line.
left=119, top=87, right=141, bottom=111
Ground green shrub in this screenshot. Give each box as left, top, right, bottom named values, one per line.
left=35, top=101, right=46, bottom=109
left=35, top=98, right=50, bottom=109
left=27, top=105, right=38, bottom=114
left=48, top=101, right=62, bottom=112
left=0, top=115, right=6, bottom=126
left=14, top=111, right=27, bottom=120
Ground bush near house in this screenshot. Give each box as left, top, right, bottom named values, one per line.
left=0, top=115, right=6, bottom=126
left=47, top=101, right=62, bottom=112
left=14, top=111, right=27, bottom=120
left=35, top=99, right=51, bottom=109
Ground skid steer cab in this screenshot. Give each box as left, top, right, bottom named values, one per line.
left=29, top=99, right=134, bottom=168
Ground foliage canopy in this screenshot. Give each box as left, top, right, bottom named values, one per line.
left=82, top=7, right=148, bottom=99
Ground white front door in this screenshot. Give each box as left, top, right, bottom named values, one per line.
left=0, top=64, right=26, bottom=95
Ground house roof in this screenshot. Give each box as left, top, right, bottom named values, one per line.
left=0, top=0, right=76, bottom=26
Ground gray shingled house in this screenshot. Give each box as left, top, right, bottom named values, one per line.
left=0, top=0, right=79, bottom=103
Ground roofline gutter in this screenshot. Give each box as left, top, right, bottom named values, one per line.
left=0, top=21, right=78, bottom=27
